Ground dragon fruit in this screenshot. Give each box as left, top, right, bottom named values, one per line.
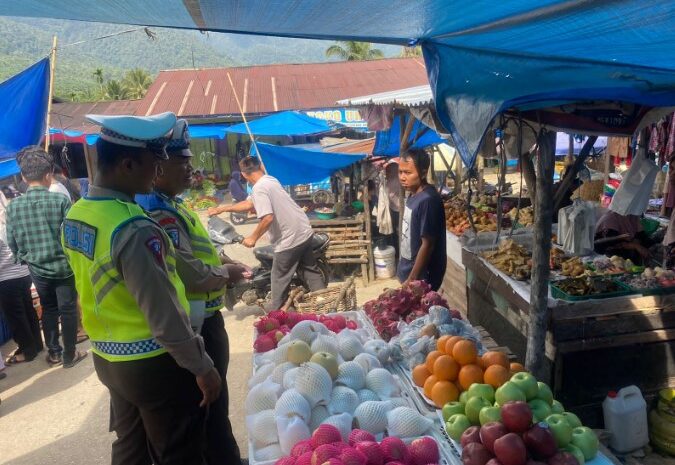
left=254, top=334, right=277, bottom=353
left=255, top=316, right=281, bottom=333
left=268, top=310, right=288, bottom=325
left=421, top=291, right=448, bottom=308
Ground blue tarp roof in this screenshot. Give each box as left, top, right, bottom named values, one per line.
left=5, top=2, right=675, bottom=166
left=0, top=159, right=19, bottom=179
left=373, top=114, right=445, bottom=157
left=251, top=142, right=365, bottom=186
left=225, top=111, right=337, bottom=136
left=0, top=58, right=49, bottom=162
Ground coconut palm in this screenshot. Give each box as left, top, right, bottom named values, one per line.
left=325, top=41, right=384, bottom=61
left=103, top=80, right=130, bottom=100
left=122, top=68, right=153, bottom=99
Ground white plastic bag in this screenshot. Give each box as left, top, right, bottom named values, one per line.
left=277, top=415, right=311, bottom=455
left=610, top=153, right=658, bottom=215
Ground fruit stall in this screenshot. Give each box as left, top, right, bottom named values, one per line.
left=245, top=281, right=620, bottom=465
left=461, top=240, right=675, bottom=427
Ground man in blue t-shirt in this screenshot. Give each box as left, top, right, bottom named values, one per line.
left=396, top=149, right=447, bottom=290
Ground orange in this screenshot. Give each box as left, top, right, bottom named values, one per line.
left=458, top=364, right=484, bottom=391
left=452, top=340, right=478, bottom=366
left=433, top=355, right=460, bottom=381
left=431, top=380, right=460, bottom=408
left=436, top=335, right=452, bottom=353
left=412, top=364, right=432, bottom=387
left=425, top=350, right=443, bottom=373
left=510, top=362, right=526, bottom=374
left=444, top=336, right=464, bottom=355
left=423, top=375, right=439, bottom=399
left=484, top=364, right=510, bottom=389
left=482, top=351, right=510, bottom=369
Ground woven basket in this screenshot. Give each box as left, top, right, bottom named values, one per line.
left=291, top=277, right=357, bottom=314
left=573, top=179, right=603, bottom=201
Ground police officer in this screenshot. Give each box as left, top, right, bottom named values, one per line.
left=62, top=112, right=220, bottom=465
left=136, top=120, right=244, bottom=464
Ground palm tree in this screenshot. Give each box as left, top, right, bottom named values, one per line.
left=325, top=41, right=384, bottom=61
left=103, top=80, right=130, bottom=100
left=122, top=68, right=153, bottom=99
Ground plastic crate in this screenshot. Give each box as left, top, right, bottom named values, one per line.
left=550, top=277, right=634, bottom=301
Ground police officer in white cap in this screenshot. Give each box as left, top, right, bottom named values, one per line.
left=136, top=119, right=244, bottom=464
left=61, top=112, right=220, bottom=465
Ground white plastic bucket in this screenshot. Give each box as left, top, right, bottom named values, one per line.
left=373, top=245, right=396, bottom=279
left=603, top=385, right=649, bottom=453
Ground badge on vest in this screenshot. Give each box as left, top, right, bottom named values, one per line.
left=145, top=236, right=164, bottom=265
left=165, top=226, right=180, bottom=248
left=63, top=220, right=97, bottom=260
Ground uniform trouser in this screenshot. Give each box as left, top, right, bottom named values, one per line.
left=201, top=311, right=241, bottom=464
left=270, top=236, right=326, bottom=310
left=94, top=352, right=206, bottom=465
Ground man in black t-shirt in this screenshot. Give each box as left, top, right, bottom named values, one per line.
left=396, top=149, right=447, bottom=290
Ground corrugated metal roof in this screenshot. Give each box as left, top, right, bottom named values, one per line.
left=51, top=100, right=140, bottom=133
left=137, top=57, right=428, bottom=117
left=336, top=84, right=433, bottom=107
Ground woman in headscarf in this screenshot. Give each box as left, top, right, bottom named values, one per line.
left=0, top=191, right=44, bottom=364
left=594, top=210, right=652, bottom=264
left=228, top=170, right=248, bottom=202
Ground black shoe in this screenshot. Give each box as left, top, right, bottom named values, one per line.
left=0, top=371, right=7, bottom=380
left=46, top=353, right=63, bottom=366
left=63, top=350, right=88, bottom=368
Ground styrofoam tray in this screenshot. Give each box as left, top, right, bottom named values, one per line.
left=389, top=362, right=440, bottom=415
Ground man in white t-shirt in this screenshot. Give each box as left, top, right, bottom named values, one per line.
left=208, top=156, right=326, bottom=309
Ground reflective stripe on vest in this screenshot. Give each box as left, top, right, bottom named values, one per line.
left=62, top=198, right=190, bottom=362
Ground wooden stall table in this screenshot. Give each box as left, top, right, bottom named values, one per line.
left=462, top=247, right=675, bottom=427
left=440, top=230, right=468, bottom=316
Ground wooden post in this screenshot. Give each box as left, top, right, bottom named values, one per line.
left=362, top=184, right=375, bottom=284
left=44, top=35, right=57, bottom=152
left=82, top=143, right=95, bottom=183
left=525, top=129, right=556, bottom=379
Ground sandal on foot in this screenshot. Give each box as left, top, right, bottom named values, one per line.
left=63, top=350, right=88, bottom=368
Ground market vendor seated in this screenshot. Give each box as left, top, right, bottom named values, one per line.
left=594, top=210, right=652, bottom=264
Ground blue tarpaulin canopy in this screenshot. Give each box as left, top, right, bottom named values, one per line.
left=0, top=159, right=19, bottom=179
left=0, top=58, right=49, bottom=164
left=5, top=2, right=675, bottom=167
left=373, top=114, right=445, bottom=157
left=225, top=111, right=337, bottom=136
left=252, top=142, right=365, bottom=186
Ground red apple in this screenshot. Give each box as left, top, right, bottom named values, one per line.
left=461, top=426, right=482, bottom=447
left=501, top=401, right=533, bottom=434
left=487, top=459, right=504, bottom=465
left=493, top=433, right=527, bottom=465
left=462, top=442, right=494, bottom=465
left=547, top=452, right=579, bottom=465
left=523, top=423, right=558, bottom=460
left=480, top=422, right=508, bottom=454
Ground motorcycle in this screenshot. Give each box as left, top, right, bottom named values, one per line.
left=207, top=216, right=331, bottom=308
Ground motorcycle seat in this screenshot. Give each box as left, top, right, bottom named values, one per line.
left=311, top=233, right=330, bottom=251
left=254, top=245, right=275, bottom=262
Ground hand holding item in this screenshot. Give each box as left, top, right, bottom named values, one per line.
left=242, top=236, right=257, bottom=248
left=224, top=263, right=250, bottom=283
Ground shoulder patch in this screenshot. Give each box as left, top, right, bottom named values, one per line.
left=159, top=217, right=177, bottom=226
left=165, top=226, right=180, bottom=248
left=145, top=236, right=164, bottom=265
left=63, top=219, right=97, bottom=260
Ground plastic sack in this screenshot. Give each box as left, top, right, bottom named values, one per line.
left=277, top=415, right=311, bottom=455
left=321, top=413, right=354, bottom=441
left=610, top=153, right=659, bottom=216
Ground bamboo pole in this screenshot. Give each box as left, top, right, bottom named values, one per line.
left=225, top=72, right=266, bottom=173
left=44, top=35, right=57, bottom=152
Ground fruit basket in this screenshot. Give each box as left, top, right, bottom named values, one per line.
left=292, top=277, right=357, bottom=314
left=550, top=276, right=633, bottom=301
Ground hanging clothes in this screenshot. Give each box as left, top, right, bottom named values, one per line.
left=376, top=170, right=393, bottom=235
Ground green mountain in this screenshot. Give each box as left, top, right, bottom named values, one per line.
left=0, top=17, right=398, bottom=101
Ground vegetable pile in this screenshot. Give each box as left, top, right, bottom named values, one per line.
left=482, top=240, right=531, bottom=280
left=363, top=281, right=454, bottom=341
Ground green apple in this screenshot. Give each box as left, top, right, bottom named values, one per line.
left=495, top=381, right=527, bottom=405
left=536, top=381, right=554, bottom=405
left=562, top=411, right=583, bottom=429
left=442, top=401, right=466, bottom=421
left=528, top=399, right=553, bottom=422
left=510, top=372, right=539, bottom=400
left=459, top=391, right=469, bottom=404
left=468, top=383, right=496, bottom=404
left=446, top=414, right=471, bottom=441
left=545, top=414, right=573, bottom=447
left=571, top=426, right=599, bottom=460
left=564, top=444, right=586, bottom=465
left=479, top=406, right=502, bottom=425
left=465, top=396, right=492, bottom=425
left=551, top=399, right=565, bottom=414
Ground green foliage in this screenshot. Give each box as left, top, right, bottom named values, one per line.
left=325, top=41, right=385, bottom=61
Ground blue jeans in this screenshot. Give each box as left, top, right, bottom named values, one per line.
left=31, top=273, right=78, bottom=362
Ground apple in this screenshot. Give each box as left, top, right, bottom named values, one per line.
left=545, top=414, right=573, bottom=448
left=496, top=382, right=527, bottom=405
left=493, top=433, right=527, bottom=465
left=443, top=401, right=467, bottom=421
left=309, top=352, right=338, bottom=379
left=287, top=340, right=312, bottom=364
left=501, top=401, right=533, bottom=433
left=563, top=445, right=585, bottom=465
left=547, top=452, right=580, bottom=465
left=536, top=382, right=554, bottom=405
left=480, top=421, right=508, bottom=454
left=562, top=412, right=582, bottom=429
left=571, top=427, right=599, bottom=461
left=447, top=414, right=472, bottom=441
left=479, top=406, right=502, bottom=425
left=466, top=396, right=493, bottom=425
left=551, top=400, right=565, bottom=414
left=468, top=383, right=496, bottom=404
left=460, top=391, right=470, bottom=404
left=487, top=460, right=505, bottom=465
left=461, top=425, right=482, bottom=447
left=523, top=423, right=558, bottom=460
left=528, top=399, right=553, bottom=422
left=462, top=442, right=494, bottom=465
left=510, top=372, right=539, bottom=400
